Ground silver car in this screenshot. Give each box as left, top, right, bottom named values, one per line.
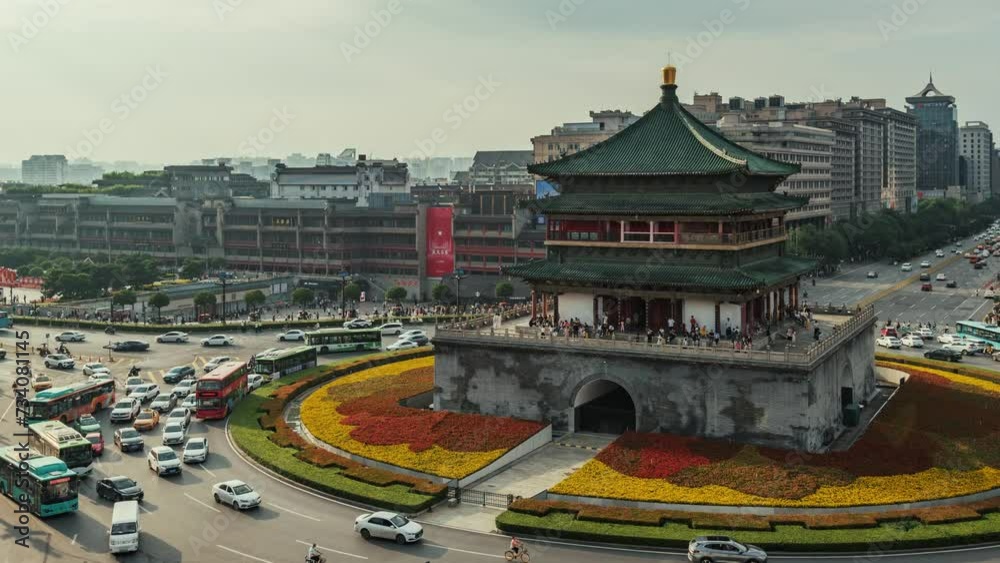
left=688, top=536, right=767, bottom=563
left=354, top=511, right=423, bottom=544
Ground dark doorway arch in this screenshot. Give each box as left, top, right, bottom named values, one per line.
left=573, top=379, right=637, bottom=434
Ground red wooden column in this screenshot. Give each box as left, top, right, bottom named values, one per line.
left=740, top=302, right=748, bottom=332
left=714, top=303, right=721, bottom=333
left=542, top=292, right=549, bottom=319
left=530, top=290, right=537, bottom=319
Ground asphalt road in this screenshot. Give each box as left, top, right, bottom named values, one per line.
left=1, top=322, right=999, bottom=562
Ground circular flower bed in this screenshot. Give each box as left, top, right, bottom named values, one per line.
left=550, top=362, right=1000, bottom=507
left=300, top=356, right=546, bottom=479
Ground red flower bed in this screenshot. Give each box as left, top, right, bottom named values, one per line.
left=332, top=365, right=546, bottom=453
left=596, top=432, right=734, bottom=479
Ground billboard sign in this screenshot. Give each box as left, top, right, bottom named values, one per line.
left=426, top=206, right=455, bottom=278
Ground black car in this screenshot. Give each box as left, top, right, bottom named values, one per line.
left=163, top=365, right=196, bottom=384
left=403, top=334, right=430, bottom=346
left=946, top=280, right=958, bottom=288
left=919, top=273, right=931, bottom=281
left=108, top=341, right=151, bottom=352
left=924, top=349, right=962, bottom=362
left=96, top=476, right=144, bottom=502
left=0, top=349, right=5, bottom=360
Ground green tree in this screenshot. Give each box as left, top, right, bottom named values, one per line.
left=343, top=283, right=362, bottom=302
left=494, top=281, right=514, bottom=300
left=432, top=283, right=453, bottom=304
left=148, top=292, right=170, bottom=322
left=386, top=286, right=408, bottom=304
left=194, top=291, right=217, bottom=319
left=292, top=287, right=315, bottom=308
left=120, top=255, right=159, bottom=287
left=244, top=289, right=266, bottom=310
left=180, top=259, right=206, bottom=280
left=112, top=289, right=137, bottom=309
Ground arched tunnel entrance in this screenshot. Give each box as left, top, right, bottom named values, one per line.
left=573, top=379, right=637, bottom=434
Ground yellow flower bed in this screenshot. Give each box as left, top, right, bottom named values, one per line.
left=551, top=460, right=1000, bottom=508
left=300, top=356, right=515, bottom=479
left=878, top=361, right=1000, bottom=394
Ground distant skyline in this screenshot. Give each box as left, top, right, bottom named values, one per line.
left=3, top=0, right=997, bottom=166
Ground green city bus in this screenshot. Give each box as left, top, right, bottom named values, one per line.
left=254, top=346, right=318, bottom=379
left=0, top=446, right=80, bottom=517
left=306, top=328, right=382, bottom=354
left=28, top=421, right=94, bottom=477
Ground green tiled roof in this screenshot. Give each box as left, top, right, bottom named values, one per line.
left=505, top=257, right=817, bottom=291
left=528, top=85, right=800, bottom=178
left=532, top=192, right=807, bottom=216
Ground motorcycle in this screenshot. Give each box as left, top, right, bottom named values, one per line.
left=304, top=557, right=326, bottom=563
left=105, top=325, right=116, bottom=335
left=128, top=366, right=140, bottom=378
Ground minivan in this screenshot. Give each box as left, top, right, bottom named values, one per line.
left=109, top=500, right=140, bottom=553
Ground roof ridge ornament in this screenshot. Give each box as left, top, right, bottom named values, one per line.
left=677, top=111, right=747, bottom=168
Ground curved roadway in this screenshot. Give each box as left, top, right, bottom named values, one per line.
left=0, top=329, right=998, bottom=562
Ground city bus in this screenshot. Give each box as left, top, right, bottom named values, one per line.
left=0, top=446, right=79, bottom=517
left=28, top=420, right=94, bottom=477
left=0, top=310, right=12, bottom=330
left=956, top=321, right=1000, bottom=349
left=254, top=346, right=318, bottom=380
left=305, top=328, right=382, bottom=354
left=25, top=379, right=117, bottom=424
left=195, top=361, right=249, bottom=420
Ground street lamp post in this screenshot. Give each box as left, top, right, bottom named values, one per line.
left=218, top=271, right=231, bottom=325
left=338, top=271, right=351, bottom=318
left=451, top=269, right=468, bottom=314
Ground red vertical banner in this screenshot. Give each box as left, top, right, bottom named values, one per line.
left=0, top=268, right=16, bottom=287
left=426, top=207, right=455, bottom=278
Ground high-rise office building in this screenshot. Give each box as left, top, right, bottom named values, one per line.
left=960, top=121, right=994, bottom=203
left=21, top=155, right=68, bottom=185
left=906, top=75, right=960, bottom=194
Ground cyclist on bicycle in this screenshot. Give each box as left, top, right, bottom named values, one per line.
left=510, top=536, right=524, bottom=557
left=305, top=543, right=322, bottom=563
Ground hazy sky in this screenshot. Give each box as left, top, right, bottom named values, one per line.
left=3, top=0, right=997, bottom=166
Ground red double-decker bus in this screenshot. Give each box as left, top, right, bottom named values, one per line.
left=195, top=361, right=250, bottom=420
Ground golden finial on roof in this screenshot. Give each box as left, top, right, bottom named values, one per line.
left=662, top=64, right=677, bottom=86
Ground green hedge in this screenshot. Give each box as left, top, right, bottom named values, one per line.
left=876, top=352, right=1000, bottom=383
left=229, top=352, right=444, bottom=513
left=496, top=510, right=1000, bottom=552
left=9, top=314, right=479, bottom=334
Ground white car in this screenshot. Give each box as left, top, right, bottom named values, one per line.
left=386, top=340, right=418, bottom=352
left=900, top=335, right=924, bottom=348
left=212, top=480, right=261, bottom=510
left=170, top=382, right=195, bottom=399
left=935, top=250, right=945, bottom=258
left=344, top=318, right=372, bottom=329
left=147, top=446, right=182, bottom=476
left=247, top=373, right=264, bottom=392
left=379, top=322, right=403, bottom=336
left=180, top=395, right=197, bottom=411
left=397, top=330, right=427, bottom=341
left=203, top=356, right=232, bottom=372
left=936, top=333, right=967, bottom=344
left=201, top=334, right=234, bottom=347
left=83, top=362, right=109, bottom=376
left=876, top=336, right=902, bottom=349
left=278, top=330, right=306, bottom=342
left=128, top=384, right=160, bottom=404
left=166, top=407, right=192, bottom=428
left=156, top=331, right=190, bottom=343
left=125, top=377, right=146, bottom=395
left=89, top=373, right=114, bottom=383
left=44, top=354, right=75, bottom=369
left=110, top=398, right=141, bottom=423
left=150, top=395, right=177, bottom=413
left=936, top=273, right=947, bottom=281
left=183, top=438, right=209, bottom=463
left=161, top=421, right=187, bottom=446
left=55, top=331, right=86, bottom=342
left=900, top=263, right=912, bottom=272
left=354, top=511, right=424, bottom=544
left=914, top=327, right=935, bottom=338
left=920, top=261, right=931, bottom=268
left=943, top=341, right=982, bottom=355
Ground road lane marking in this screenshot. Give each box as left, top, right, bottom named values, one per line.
left=216, top=545, right=273, bottom=563
left=269, top=503, right=321, bottom=521
left=199, top=464, right=218, bottom=478
left=0, top=399, right=14, bottom=422
left=295, top=539, right=366, bottom=560
left=71, top=534, right=77, bottom=546
left=138, top=504, right=152, bottom=514
left=184, top=492, right=221, bottom=513
left=424, top=542, right=503, bottom=559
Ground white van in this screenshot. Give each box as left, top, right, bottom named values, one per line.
left=109, top=500, right=140, bottom=553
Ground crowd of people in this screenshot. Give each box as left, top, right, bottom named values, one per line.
left=525, top=303, right=822, bottom=351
